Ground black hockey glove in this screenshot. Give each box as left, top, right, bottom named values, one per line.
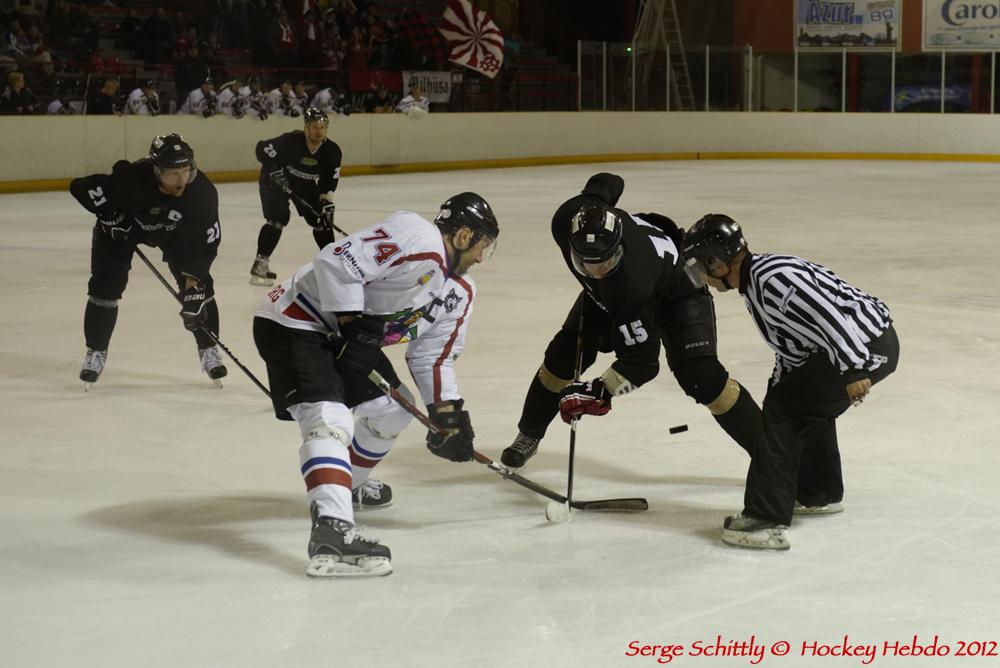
left=268, top=167, right=289, bottom=192
left=559, top=378, right=612, bottom=423
left=97, top=210, right=133, bottom=242
left=320, top=202, right=336, bottom=229
left=334, top=316, right=384, bottom=377
left=179, top=284, right=210, bottom=331
left=426, top=399, right=474, bottom=462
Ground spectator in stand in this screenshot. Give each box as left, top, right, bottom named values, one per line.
left=126, top=80, right=160, bottom=116
left=175, top=42, right=209, bottom=104
left=173, top=26, right=198, bottom=62
left=119, top=9, right=145, bottom=58
left=23, top=23, right=53, bottom=75
left=143, top=8, right=174, bottom=64
left=2, top=20, right=24, bottom=62
left=267, top=9, right=296, bottom=67
left=395, top=84, right=429, bottom=115
left=343, top=25, right=367, bottom=71
left=0, top=70, right=39, bottom=114
left=298, top=7, right=323, bottom=66
left=364, top=83, right=392, bottom=113
left=87, top=77, right=120, bottom=115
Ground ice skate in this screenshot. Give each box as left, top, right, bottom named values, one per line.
left=721, top=514, right=790, bottom=551
left=79, top=348, right=107, bottom=391
left=793, top=501, right=844, bottom=516
left=198, top=345, right=228, bottom=387
left=500, top=432, right=540, bottom=470
left=306, top=513, right=392, bottom=578
left=352, top=479, right=393, bottom=510
left=249, top=255, right=277, bottom=286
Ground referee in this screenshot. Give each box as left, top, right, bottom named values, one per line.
left=682, top=214, right=899, bottom=551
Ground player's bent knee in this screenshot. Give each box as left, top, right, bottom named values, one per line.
left=265, top=219, right=288, bottom=230
left=290, top=401, right=354, bottom=444
left=673, top=357, right=730, bottom=409
left=537, top=363, right=573, bottom=393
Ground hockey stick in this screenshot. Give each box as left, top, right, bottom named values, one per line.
left=565, top=309, right=585, bottom=510
left=269, top=172, right=349, bottom=237
left=134, top=247, right=272, bottom=397
left=366, top=370, right=647, bottom=511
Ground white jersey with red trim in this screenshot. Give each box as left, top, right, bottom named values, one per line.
left=255, top=210, right=475, bottom=403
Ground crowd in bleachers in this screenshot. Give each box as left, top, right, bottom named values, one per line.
left=0, top=0, right=572, bottom=115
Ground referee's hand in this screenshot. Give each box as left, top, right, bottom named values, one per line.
left=846, top=378, right=872, bottom=406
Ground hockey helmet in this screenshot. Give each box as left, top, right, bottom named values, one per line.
left=435, top=192, right=499, bottom=260
left=568, top=201, right=625, bottom=279
left=681, top=213, right=747, bottom=288
left=303, top=106, right=329, bottom=126
left=149, top=133, right=197, bottom=187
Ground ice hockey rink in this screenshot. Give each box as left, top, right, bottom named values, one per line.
left=3, top=159, right=999, bottom=668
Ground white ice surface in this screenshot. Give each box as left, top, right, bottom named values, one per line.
left=2, top=160, right=999, bottom=668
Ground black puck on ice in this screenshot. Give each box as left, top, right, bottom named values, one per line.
left=669, top=424, right=689, bottom=435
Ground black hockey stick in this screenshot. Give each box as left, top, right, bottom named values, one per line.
left=269, top=171, right=349, bottom=237
left=134, top=247, right=272, bottom=397
left=367, top=371, right=647, bottom=512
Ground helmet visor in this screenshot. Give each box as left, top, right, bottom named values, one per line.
left=683, top=256, right=710, bottom=288
left=154, top=163, right=197, bottom=188
left=571, top=244, right=623, bottom=279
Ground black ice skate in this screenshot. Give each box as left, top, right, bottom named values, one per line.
left=501, top=432, right=540, bottom=469
left=306, top=512, right=392, bottom=578
left=249, top=255, right=277, bottom=287
left=79, top=348, right=107, bottom=391
left=721, top=514, right=790, bottom=551
left=198, top=346, right=228, bottom=387
left=352, top=479, right=393, bottom=510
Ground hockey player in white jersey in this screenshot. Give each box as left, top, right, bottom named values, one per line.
left=252, top=192, right=499, bottom=578
left=179, top=79, right=217, bottom=117
left=266, top=80, right=301, bottom=117
left=214, top=79, right=245, bottom=118
left=126, top=81, right=160, bottom=115
left=309, top=86, right=351, bottom=115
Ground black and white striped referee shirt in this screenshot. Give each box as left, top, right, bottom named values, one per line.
left=738, top=253, right=892, bottom=381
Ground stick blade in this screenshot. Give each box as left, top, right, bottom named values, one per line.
left=571, top=498, right=649, bottom=512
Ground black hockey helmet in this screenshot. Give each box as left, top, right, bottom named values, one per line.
left=303, top=106, right=329, bottom=126
left=149, top=133, right=198, bottom=185
left=568, top=200, right=625, bottom=279
left=681, top=213, right=747, bottom=287
left=435, top=192, right=499, bottom=243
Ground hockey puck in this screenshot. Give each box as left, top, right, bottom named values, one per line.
left=669, top=424, right=689, bottom=435
left=545, top=500, right=571, bottom=524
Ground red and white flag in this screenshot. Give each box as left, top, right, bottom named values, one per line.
left=439, top=0, right=504, bottom=79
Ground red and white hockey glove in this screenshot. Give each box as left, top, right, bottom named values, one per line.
left=558, top=378, right=612, bottom=423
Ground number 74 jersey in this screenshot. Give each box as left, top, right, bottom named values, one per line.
left=255, top=210, right=476, bottom=404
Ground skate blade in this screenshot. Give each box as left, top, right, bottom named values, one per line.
left=249, top=276, right=275, bottom=287
left=306, top=555, right=392, bottom=578
left=353, top=501, right=394, bottom=511
left=211, top=378, right=224, bottom=388
left=793, top=502, right=843, bottom=516
left=82, top=381, right=94, bottom=392
left=721, top=528, right=790, bottom=551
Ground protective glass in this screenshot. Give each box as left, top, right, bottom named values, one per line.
left=571, top=245, right=623, bottom=279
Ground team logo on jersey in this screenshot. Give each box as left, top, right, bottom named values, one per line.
left=417, top=270, right=436, bottom=286
left=300, top=157, right=318, bottom=166
left=443, top=288, right=463, bottom=313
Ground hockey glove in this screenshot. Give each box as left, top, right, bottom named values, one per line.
left=558, top=378, right=612, bottom=423
left=426, top=399, right=474, bottom=462
left=320, top=201, right=336, bottom=229
left=179, top=284, right=210, bottom=331
left=334, top=316, right=384, bottom=377
left=97, top=210, right=133, bottom=242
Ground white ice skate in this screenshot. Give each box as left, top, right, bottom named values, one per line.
left=79, top=348, right=107, bottom=391
left=198, top=345, right=228, bottom=388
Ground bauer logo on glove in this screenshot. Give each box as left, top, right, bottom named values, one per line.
left=558, top=378, right=612, bottom=423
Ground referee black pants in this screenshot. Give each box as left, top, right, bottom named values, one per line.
left=743, top=324, right=899, bottom=526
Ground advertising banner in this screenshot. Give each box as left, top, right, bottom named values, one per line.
left=796, top=0, right=900, bottom=49
left=401, top=71, right=452, bottom=103
left=924, top=0, right=1000, bottom=49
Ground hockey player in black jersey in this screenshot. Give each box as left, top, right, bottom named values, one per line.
left=70, top=133, right=227, bottom=389
left=502, top=173, right=762, bottom=469
left=250, top=107, right=343, bottom=286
